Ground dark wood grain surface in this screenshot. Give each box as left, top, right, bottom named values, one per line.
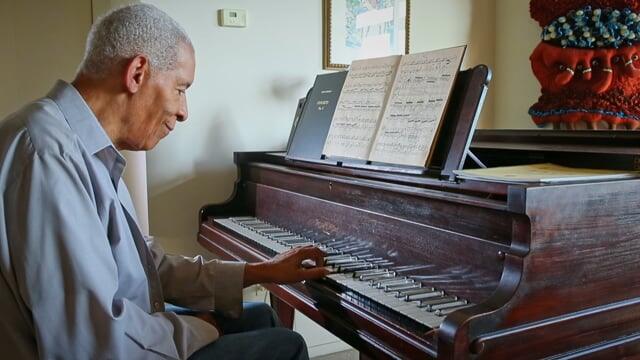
left=197, top=131, right=640, bottom=359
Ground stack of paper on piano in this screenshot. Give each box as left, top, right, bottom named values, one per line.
left=322, top=45, right=466, bottom=167
left=453, top=163, right=640, bottom=183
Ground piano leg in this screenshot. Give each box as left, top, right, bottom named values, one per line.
left=270, top=293, right=295, bottom=329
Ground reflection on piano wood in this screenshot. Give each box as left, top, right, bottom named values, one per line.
left=198, top=130, right=640, bottom=359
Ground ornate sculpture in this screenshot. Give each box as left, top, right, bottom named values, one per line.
left=529, top=0, right=640, bottom=129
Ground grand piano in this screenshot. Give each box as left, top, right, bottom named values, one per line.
left=196, top=66, right=640, bottom=359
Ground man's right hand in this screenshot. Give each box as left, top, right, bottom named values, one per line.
left=244, top=245, right=330, bottom=286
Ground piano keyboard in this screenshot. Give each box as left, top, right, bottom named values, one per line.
left=214, top=217, right=474, bottom=328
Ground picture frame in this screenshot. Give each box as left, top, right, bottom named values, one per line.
left=323, top=0, right=410, bottom=70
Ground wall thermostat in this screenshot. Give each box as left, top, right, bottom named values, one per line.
left=218, top=9, right=247, bottom=28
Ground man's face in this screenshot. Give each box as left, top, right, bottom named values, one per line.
left=123, top=44, right=195, bottom=151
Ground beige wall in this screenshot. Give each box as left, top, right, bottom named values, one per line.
left=494, top=0, right=541, bottom=129
left=145, top=0, right=501, bottom=256
left=412, top=0, right=496, bottom=128
left=0, top=0, right=545, bottom=356
left=0, top=0, right=91, bottom=119
left=144, top=0, right=324, bottom=256
left=0, top=0, right=539, bottom=255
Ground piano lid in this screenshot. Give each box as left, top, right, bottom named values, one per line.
left=469, top=129, right=640, bottom=171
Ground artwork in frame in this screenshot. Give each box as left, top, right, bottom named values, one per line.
left=323, top=0, right=410, bottom=70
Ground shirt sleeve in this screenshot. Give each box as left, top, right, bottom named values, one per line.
left=147, top=237, right=246, bottom=318
left=5, top=149, right=215, bottom=359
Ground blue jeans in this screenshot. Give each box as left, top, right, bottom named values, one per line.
left=166, top=302, right=309, bottom=360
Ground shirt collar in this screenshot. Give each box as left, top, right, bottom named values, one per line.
left=47, top=80, right=127, bottom=185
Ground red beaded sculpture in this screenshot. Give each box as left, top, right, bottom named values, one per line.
left=529, top=0, right=640, bottom=129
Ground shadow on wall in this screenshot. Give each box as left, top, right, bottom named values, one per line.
left=148, top=111, right=241, bottom=257
left=468, top=0, right=496, bottom=129
left=269, top=77, right=307, bottom=101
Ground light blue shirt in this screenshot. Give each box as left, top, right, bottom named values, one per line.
left=0, top=81, right=245, bottom=359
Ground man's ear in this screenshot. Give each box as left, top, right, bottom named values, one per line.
left=123, top=55, right=149, bottom=94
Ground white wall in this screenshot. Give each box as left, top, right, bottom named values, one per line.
left=0, top=0, right=91, bottom=119
left=494, top=0, right=541, bottom=129
left=143, top=2, right=500, bottom=356
left=0, top=0, right=543, bottom=357
left=0, top=0, right=538, bottom=255
left=411, top=0, right=496, bottom=128
left=145, top=0, right=500, bottom=255
left=144, top=0, right=324, bottom=257
left=0, top=1, right=544, bottom=254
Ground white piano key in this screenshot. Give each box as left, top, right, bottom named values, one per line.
left=216, top=218, right=290, bottom=254
left=327, top=274, right=444, bottom=328
left=219, top=217, right=471, bottom=329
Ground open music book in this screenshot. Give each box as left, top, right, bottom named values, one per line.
left=322, top=45, right=466, bottom=167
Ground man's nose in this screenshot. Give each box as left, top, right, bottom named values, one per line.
left=177, top=99, right=188, bottom=122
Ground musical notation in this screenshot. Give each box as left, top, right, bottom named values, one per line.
left=323, top=55, right=400, bottom=160
left=369, top=46, right=466, bottom=166
left=322, top=46, right=466, bottom=167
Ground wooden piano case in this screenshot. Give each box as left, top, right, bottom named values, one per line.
left=197, top=64, right=640, bottom=358
left=198, top=145, right=640, bottom=359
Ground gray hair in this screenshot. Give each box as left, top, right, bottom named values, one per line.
left=77, top=3, right=192, bottom=77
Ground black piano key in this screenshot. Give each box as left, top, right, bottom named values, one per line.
left=350, top=249, right=373, bottom=256
left=281, top=239, right=312, bottom=246
left=406, top=290, right=445, bottom=302
left=325, top=254, right=353, bottom=261
left=384, top=283, right=421, bottom=292
left=339, top=263, right=376, bottom=272
left=360, top=272, right=395, bottom=281
left=429, top=300, right=468, bottom=312
left=418, top=296, right=458, bottom=309
left=230, top=217, right=259, bottom=222
left=325, top=258, right=358, bottom=265
left=375, top=278, right=412, bottom=288
left=260, top=229, right=287, bottom=234
left=372, top=261, right=395, bottom=267
left=323, top=239, right=352, bottom=247
left=395, top=287, right=436, bottom=298
left=435, top=303, right=473, bottom=316
left=355, top=269, right=388, bottom=278
left=268, top=233, right=297, bottom=238
left=339, top=245, right=369, bottom=253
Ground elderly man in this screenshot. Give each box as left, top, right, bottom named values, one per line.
left=0, top=4, right=327, bottom=360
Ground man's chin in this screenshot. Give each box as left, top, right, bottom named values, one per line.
left=119, top=139, right=159, bottom=152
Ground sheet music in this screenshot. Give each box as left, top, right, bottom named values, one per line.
left=369, top=46, right=465, bottom=166
left=322, top=55, right=400, bottom=160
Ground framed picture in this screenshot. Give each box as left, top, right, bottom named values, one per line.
left=323, top=0, right=410, bottom=70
